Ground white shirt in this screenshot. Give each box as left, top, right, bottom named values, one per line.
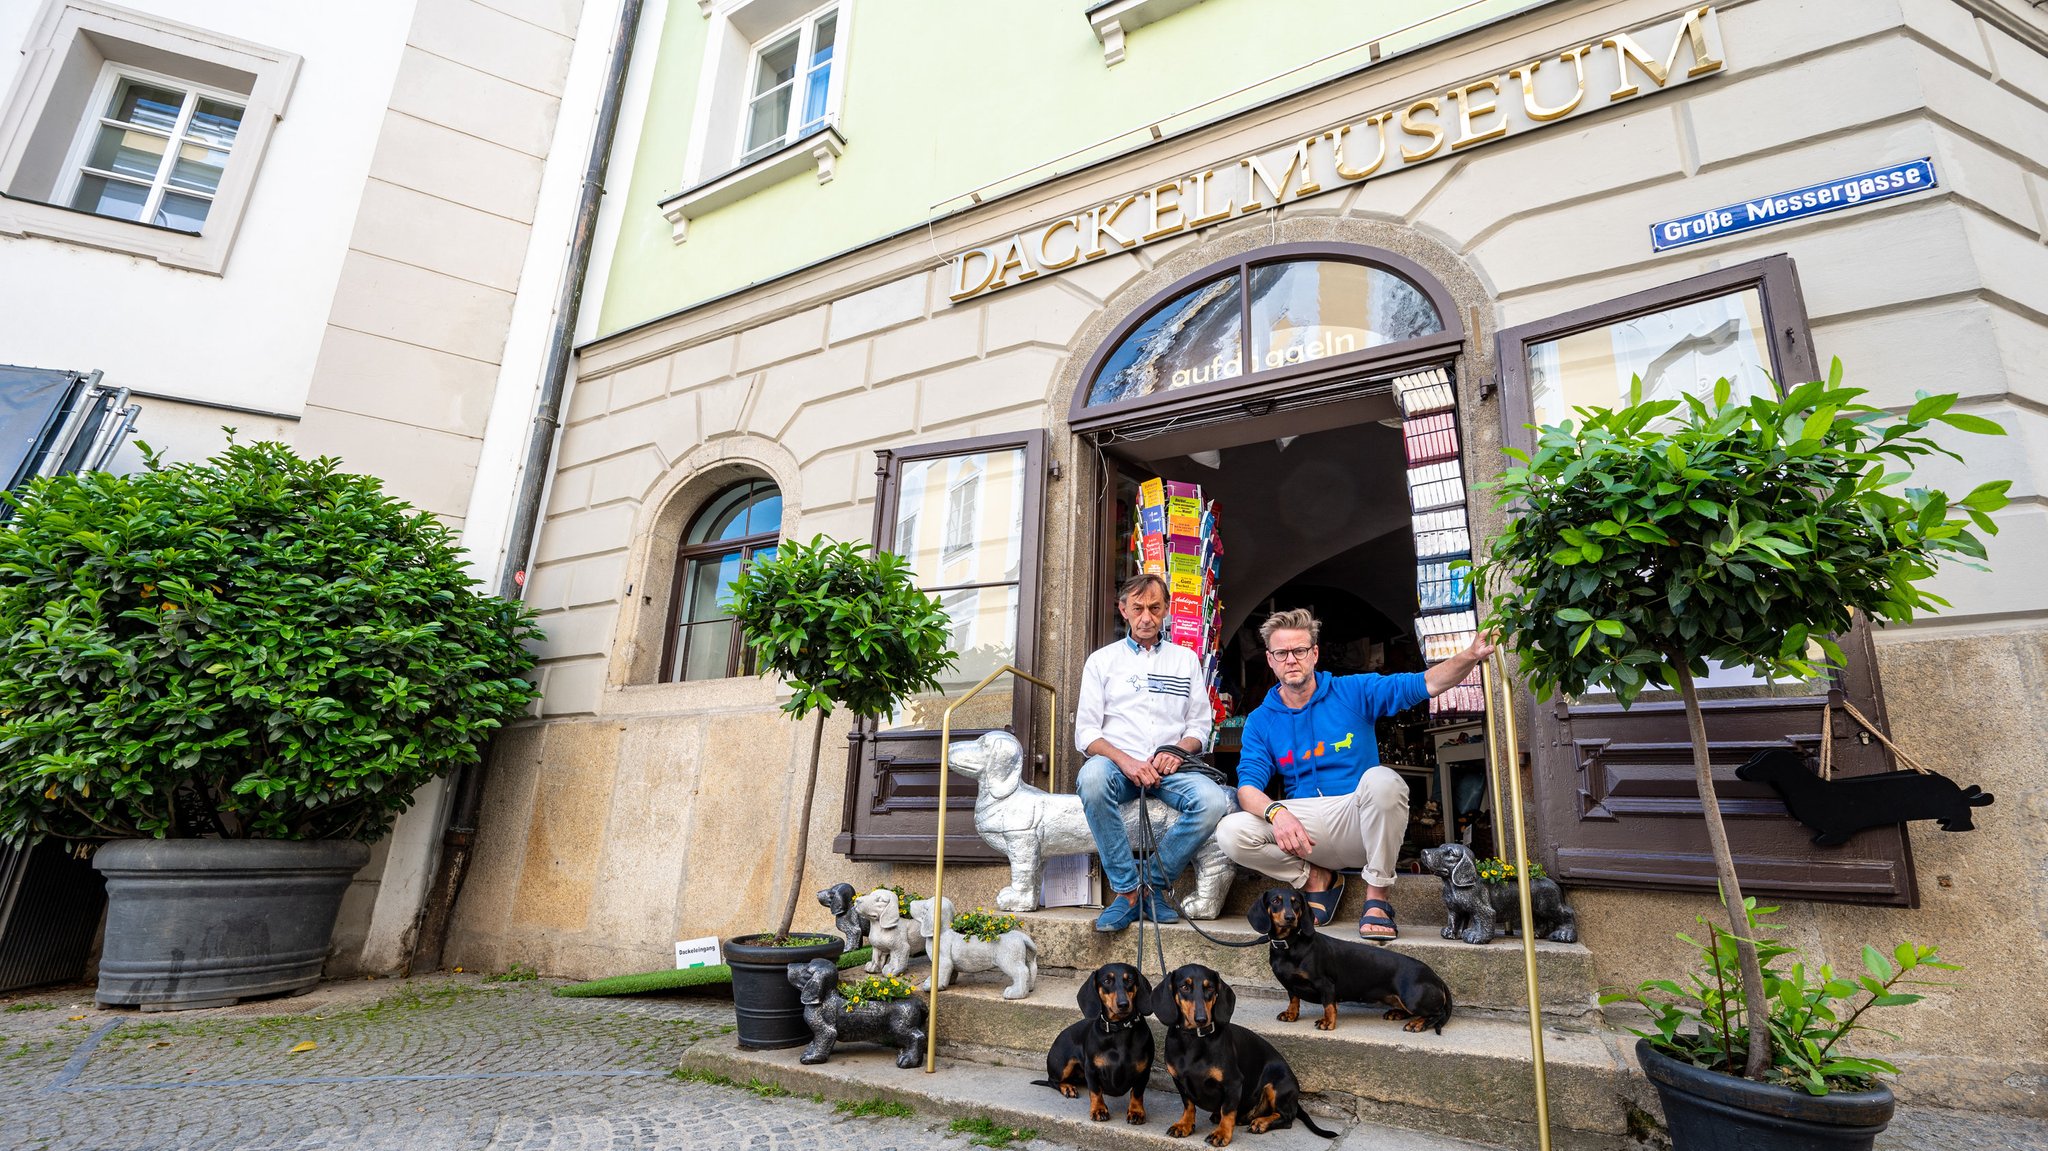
left=1074, top=636, right=1212, bottom=757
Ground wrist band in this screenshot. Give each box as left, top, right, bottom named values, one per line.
left=1264, top=802, right=1287, bottom=823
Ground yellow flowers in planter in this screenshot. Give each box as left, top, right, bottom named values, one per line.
left=839, top=974, right=915, bottom=1010
left=950, top=909, right=1019, bottom=943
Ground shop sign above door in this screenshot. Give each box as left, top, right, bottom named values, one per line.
left=948, top=6, right=1728, bottom=302
left=1648, top=158, right=1939, bottom=252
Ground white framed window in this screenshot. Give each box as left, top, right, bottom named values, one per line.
left=60, top=66, right=246, bottom=233
left=660, top=0, right=850, bottom=241
left=0, top=1, right=299, bottom=274
left=738, top=6, right=838, bottom=164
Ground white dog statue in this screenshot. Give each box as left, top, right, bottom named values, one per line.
left=946, top=730, right=1236, bottom=918
left=910, top=903, right=1038, bottom=999
left=852, top=888, right=954, bottom=977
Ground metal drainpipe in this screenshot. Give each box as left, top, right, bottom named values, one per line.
left=409, top=0, right=646, bottom=973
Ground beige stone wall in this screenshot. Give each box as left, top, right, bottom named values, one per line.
left=451, top=0, right=2046, bottom=1111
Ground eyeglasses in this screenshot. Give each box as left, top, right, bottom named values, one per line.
left=1267, top=646, right=1315, bottom=663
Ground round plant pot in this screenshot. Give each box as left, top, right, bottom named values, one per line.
left=1636, top=1038, right=1895, bottom=1151
left=93, top=839, right=372, bottom=1011
left=724, top=933, right=843, bottom=1050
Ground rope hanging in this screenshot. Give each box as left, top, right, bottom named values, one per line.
left=1818, top=698, right=1931, bottom=781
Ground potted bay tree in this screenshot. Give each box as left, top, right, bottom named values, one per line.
left=1478, top=362, right=2005, bottom=1149
left=722, top=535, right=954, bottom=1050
left=0, top=441, right=540, bottom=1009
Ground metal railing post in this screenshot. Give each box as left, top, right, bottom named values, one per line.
left=1484, top=652, right=1552, bottom=1151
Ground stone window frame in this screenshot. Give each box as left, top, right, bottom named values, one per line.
left=0, top=0, right=300, bottom=274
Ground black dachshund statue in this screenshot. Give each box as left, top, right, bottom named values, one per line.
left=1419, top=842, right=1578, bottom=946
left=816, top=881, right=864, bottom=951
left=786, top=957, right=927, bottom=1069
left=1736, top=746, right=1992, bottom=846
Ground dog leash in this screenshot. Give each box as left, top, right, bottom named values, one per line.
left=1127, top=788, right=1270, bottom=975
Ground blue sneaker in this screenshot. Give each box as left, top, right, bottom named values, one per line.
left=1094, top=892, right=1142, bottom=932
left=1142, top=888, right=1181, bottom=924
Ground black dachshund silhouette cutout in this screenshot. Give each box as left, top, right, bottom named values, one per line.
left=1736, top=747, right=1992, bottom=847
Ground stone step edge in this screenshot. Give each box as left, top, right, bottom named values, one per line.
left=678, top=1037, right=1645, bottom=1151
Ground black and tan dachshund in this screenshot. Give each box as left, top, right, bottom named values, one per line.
left=1032, top=962, right=1155, bottom=1124
left=1151, top=964, right=1339, bottom=1146
left=1249, top=886, right=1454, bottom=1034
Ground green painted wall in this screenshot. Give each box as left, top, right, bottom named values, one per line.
left=599, top=0, right=1538, bottom=335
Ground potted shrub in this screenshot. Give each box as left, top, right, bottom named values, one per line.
left=1478, top=362, right=2005, bottom=1147
left=722, top=536, right=954, bottom=1049
left=1607, top=899, right=1954, bottom=1150
left=0, top=441, right=540, bottom=1009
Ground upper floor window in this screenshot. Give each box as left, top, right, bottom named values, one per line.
left=0, top=1, right=298, bottom=274
left=664, top=478, right=782, bottom=682
left=65, top=70, right=245, bottom=232
left=740, top=6, right=837, bottom=164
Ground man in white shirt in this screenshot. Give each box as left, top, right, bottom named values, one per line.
left=1074, top=573, right=1231, bottom=932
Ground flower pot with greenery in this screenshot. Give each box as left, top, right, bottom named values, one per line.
left=0, top=442, right=540, bottom=1009
left=1610, top=900, right=1954, bottom=1150
left=1479, top=363, right=2004, bottom=1147
left=721, top=536, right=953, bottom=1050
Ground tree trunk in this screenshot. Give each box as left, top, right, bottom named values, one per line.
left=1674, top=662, right=1772, bottom=1080
left=773, top=708, right=829, bottom=943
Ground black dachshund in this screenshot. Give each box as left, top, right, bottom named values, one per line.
left=1249, top=887, right=1453, bottom=1034
left=1032, top=962, right=1154, bottom=1124
left=1151, top=964, right=1339, bottom=1146
left=1736, top=747, right=1993, bottom=846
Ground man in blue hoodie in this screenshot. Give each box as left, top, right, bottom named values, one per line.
left=1217, top=608, right=1492, bottom=941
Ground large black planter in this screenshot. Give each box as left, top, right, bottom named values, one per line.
left=724, top=934, right=843, bottom=1049
left=93, top=839, right=371, bottom=1011
left=1636, top=1038, right=1895, bottom=1151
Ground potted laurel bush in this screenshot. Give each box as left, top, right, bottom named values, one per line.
left=720, top=536, right=954, bottom=1050
left=0, top=441, right=540, bottom=1009
left=1478, top=362, right=2004, bottom=1148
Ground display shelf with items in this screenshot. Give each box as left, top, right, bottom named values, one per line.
left=1132, top=476, right=1225, bottom=741
left=1429, top=666, right=1484, bottom=717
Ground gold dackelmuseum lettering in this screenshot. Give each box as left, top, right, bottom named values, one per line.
left=949, top=6, right=1725, bottom=301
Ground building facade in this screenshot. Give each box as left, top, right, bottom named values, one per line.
left=450, top=0, right=2045, bottom=1115
left=0, top=0, right=631, bottom=973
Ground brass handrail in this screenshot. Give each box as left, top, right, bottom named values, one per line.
left=926, top=663, right=1059, bottom=1073
left=1484, top=651, right=1552, bottom=1151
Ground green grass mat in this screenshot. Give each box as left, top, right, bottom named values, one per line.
left=553, top=946, right=873, bottom=998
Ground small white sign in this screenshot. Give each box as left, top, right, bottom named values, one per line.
left=1041, top=853, right=1097, bottom=908
left=675, top=936, right=722, bottom=969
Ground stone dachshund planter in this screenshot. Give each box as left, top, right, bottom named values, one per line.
left=853, top=889, right=953, bottom=977
left=1419, top=843, right=1578, bottom=946
left=787, top=958, right=928, bottom=1069
left=911, top=904, right=1038, bottom=999
left=947, top=730, right=1235, bottom=917
left=817, top=882, right=864, bottom=952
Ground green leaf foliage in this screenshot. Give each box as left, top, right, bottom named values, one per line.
left=0, top=441, right=542, bottom=845
left=1478, top=363, right=2007, bottom=705
left=727, top=536, right=956, bottom=721
left=1599, top=899, right=1956, bottom=1095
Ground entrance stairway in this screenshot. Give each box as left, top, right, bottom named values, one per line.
left=684, top=873, right=1664, bottom=1151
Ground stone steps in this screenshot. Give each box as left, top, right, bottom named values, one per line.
left=1014, top=905, right=1602, bottom=1021
left=925, top=967, right=1657, bottom=1151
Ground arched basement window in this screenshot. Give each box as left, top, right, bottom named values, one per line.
left=1071, top=244, right=1464, bottom=434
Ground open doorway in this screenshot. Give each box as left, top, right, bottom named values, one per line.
left=1095, top=389, right=1495, bottom=870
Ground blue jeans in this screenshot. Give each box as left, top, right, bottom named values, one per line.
left=1076, top=754, right=1233, bottom=895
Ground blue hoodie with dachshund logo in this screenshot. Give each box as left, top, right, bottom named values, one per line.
left=1237, top=671, right=1429, bottom=799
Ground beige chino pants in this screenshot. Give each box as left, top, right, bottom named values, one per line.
left=1216, top=765, right=1410, bottom=889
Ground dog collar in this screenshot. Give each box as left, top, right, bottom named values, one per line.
left=1268, top=937, right=1291, bottom=951
left=1189, top=1022, right=1218, bottom=1037
left=1097, top=1017, right=1138, bottom=1034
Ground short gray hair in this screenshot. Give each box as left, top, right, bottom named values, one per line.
left=1259, top=608, right=1320, bottom=648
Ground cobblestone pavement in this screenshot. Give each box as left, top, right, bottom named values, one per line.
left=2, top=973, right=2040, bottom=1151
left=0, top=974, right=1064, bottom=1151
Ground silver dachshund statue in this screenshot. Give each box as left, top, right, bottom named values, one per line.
left=946, top=730, right=1234, bottom=919
left=1419, top=842, right=1578, bottom=946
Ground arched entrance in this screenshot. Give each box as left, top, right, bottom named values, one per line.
left=1071, top=241, right=1497, bottom=858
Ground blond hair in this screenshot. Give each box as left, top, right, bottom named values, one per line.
left=1259, top=608, right=1320, bottom=649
